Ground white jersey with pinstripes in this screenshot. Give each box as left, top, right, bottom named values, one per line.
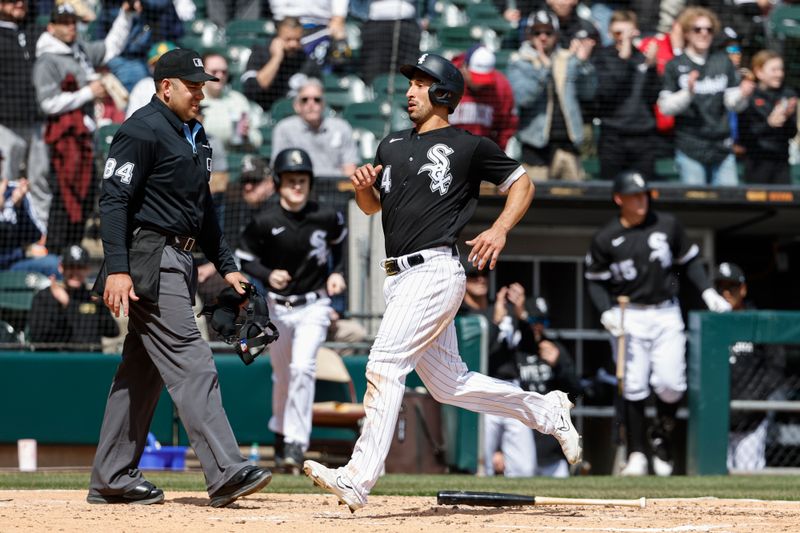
left=340, top=127, right=570, bottom=500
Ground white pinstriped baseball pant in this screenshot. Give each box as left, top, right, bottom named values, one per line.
left=343, top=247, right=566, bottom=499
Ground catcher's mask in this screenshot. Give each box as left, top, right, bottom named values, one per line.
left=200, top=283, right=279, bottom=365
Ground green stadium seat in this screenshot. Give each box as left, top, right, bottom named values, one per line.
left=225, top=18, right=275, bottom=47
left=343, top=101, right=392, bottom=138
left=791, top=164, right=800, bottom=185
left=269, top=97, right=296, bottom=123
left=582, top=157, right=600, bottom=180
left=0, top=272, right=49, bottom=312
left=322, top=74, right=370, bottom=110
left=769, top=5, right=800, bottom=38
left=184, top=18, right=218, bottom=37
left=435, top=26, right=482, bottom=51
left=96, top=123, right=121, bottom=161
left=655, top=157, right=680, bottom=181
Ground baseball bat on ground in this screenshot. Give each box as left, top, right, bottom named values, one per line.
left=437, top=491, right=646, bottom=508
left=615, top=295, right=630, bottom=395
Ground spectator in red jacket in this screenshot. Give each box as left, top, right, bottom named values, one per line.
left=638, top=18, right=683, bottom=137
left=451, top=46, right=518, bottom=150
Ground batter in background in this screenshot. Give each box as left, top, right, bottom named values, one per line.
left=303, top=53, right=582, bottom=512
left=585, top=170, right=731, bottom=477
left=237, top=147, right=347, bottom=473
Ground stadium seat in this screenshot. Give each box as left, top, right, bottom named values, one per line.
left=769, top=5, right=800, bottom=38
left=435, top=26, right=482, bottom=51
left=184, top=18, right=218, bottom=37
left=352, top=128, right=379, bottom=164
left=258, top=125, right=273, bottom=159
left=269, top=97, right=296, bottom=124
left=655, top=157, right=680, bottom=181
left=342, top=101, right=391, bottom=138
left=791, top=164, right=800, bottom=185
left=429, top=0, right=469, bottom=30
left=96, top=123, right=121, bottom=161
left=322, top=74, right=370, bottom=110
left=225, top=18, right=275, bottom=47
left=371, top=73, right=407, bottom=101
left=0, top=271, right=49, bottom=335
left=582, top=157, right=600, bottom=180
left=312, top=347, right=366, bottom=430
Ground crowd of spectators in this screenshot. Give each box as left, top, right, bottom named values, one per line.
left=0, top=0, right=799, bottom=346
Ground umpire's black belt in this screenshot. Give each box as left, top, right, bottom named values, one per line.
left=382, top=246, right=457, bottom=276
left=135, top=227, right=197, bottom=253
left=168, top=234, right=196, bottom=253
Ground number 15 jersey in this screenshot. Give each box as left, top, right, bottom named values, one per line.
left=584, top=210, right=699, bottom=305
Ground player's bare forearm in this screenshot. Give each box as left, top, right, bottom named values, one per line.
left=351, top=164, right=383, bottom=215
left=495, top=172, right=534, bottom=232
left=466, top=174, right=533, bottom=270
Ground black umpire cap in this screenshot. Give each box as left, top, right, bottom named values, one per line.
left=612, top=170, right=649, bottom=195
left=154, top=49, right=219, bottom=82
left=715, top=262, right=746, bottom=285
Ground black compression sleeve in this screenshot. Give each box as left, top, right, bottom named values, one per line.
left=587, top=278, right=613, bottom=312
left=685, top=258, right=712, bottom=293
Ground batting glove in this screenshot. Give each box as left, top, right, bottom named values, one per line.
left=600, top=308, right=625, bottom=337
left=702, top=288, right=732, bottom=313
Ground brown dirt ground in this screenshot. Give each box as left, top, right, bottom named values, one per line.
left=1, top=490, right=799, bottom=532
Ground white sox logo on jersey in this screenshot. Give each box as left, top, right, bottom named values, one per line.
left=308, top=230, right=329, bottom=265
left=648, top=232, right=672, bottom=268
left=418, top=143, right=454, bottom=195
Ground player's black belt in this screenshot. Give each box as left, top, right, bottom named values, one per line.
left=383, top=254, right=425, bottom=276
left=168, top=234, right=197, bottom=253
left=269, top=290, right=324, bottom=308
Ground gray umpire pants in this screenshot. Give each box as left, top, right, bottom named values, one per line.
left=88, top=246, right=247, bottom=496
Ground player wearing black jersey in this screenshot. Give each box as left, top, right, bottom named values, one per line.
left=237, top=147, right=347, bottom=472
left=302, top=53, right=582, bottom=512
left=585, top=170, right=731, bottom=476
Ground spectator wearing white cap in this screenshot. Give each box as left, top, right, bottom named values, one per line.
left=451, top=45, right=519, bottom=150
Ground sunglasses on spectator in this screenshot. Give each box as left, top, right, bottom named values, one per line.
left=691, top=26, right=713, bottom=34
left=208, top=68, right=227, bottom=75
left=532, top=29, right=553, bottom=37
left=300, top=96, right=323, bottom=104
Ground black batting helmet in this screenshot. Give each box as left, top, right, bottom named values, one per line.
left=400, top=53, right=464, bottom=114
left=273, top=147, right=314, bottom=188
left=612, top=170, right=649, bottom=196
left=200, top=283, right=279, bottom=365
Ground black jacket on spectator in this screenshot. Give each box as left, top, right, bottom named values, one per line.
left=738, top=86, right=798, bottom=160
left=0, top=21, right=40, bottom=126
left=28, top=285, right=119, bottom=346
left=242, top=40, right=319, bottom=112
left=593, top=45, right=660, bottom=134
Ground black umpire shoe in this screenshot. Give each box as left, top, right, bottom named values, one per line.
left=209, top=465, right=272, bottom=508
left=86, top=480, right=165, bottom=505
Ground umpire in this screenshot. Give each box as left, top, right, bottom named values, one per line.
left=87, top=49, right=271, bottom=506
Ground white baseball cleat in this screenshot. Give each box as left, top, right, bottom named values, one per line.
left=546, top=390, right=583, bottom=465
left=652, top=455, right=674, bottom=477
left=303, top=460, right=366, bottom=513
left=621, top=451, right=649, bottom=476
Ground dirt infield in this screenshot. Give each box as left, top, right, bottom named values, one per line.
left=1, top=490, right=799, bottom=532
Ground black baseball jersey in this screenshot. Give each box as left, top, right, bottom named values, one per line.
left=584, top=210, right=698, bottom=305
left=99, top=96, right=236, bottom=276
left=237, top=200, right=347, bottom=296
left=28, top=285, right=119, bottom=344
left=663, top=51, right=738, bottom=164
left=373, top=126, right=524, bottom=258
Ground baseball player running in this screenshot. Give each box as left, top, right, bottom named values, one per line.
left=585, top=170, right=731, bottom=476
left=303, top=53, right=582, bottom=512
left=237, top=147, right=347, bottom=472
